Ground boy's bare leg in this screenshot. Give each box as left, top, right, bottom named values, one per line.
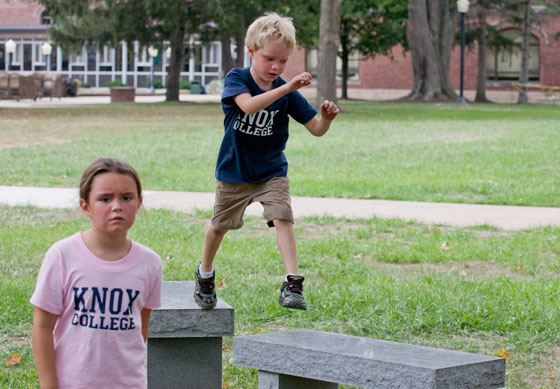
left=273, top=219, right=298, bottom=275
left=194, top=225, right=227, bottom=310
left=201, top=225, right=227, bottom=273
left=274, top=219, right=307, bottom=310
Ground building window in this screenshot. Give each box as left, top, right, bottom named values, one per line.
left=41, top=10, right=51, bottom=25
left=486, top=28, right=540, bottom=81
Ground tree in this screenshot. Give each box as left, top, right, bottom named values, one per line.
left=316, top=0, right=342, bottom=109
left=40, top=0, right=210, bottom=102
left=405, top=0, right=458, bottom=101
left=461, top=0, right=523, bottom=103
left=207, top=0, right=321, bottom=77
left=472, top=0, right=491, bottom=103
left=517, top=0, right=530, bottom=104
left=339, top=0, right=407, bottom=99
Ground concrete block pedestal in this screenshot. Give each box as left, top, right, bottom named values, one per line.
left=148, top=281, right=234, bottom=388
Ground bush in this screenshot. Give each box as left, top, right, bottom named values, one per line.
left=80, top=82, right=91, bottom=88
left=108, top=79, right=127, bottom=87
left=180, top=80, right=191, bottom=90
left=147, top=79, right=163, bottom=89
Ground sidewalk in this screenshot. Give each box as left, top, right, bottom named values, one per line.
left=0, top=87, right=545, bottom=108
left=1, top=186, right=559, bottom=231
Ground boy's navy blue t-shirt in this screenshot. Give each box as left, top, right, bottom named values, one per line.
left=216, top=67, right=317, bottom=183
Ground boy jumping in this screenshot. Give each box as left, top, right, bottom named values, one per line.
left=194, top=12, right=339, bottom=310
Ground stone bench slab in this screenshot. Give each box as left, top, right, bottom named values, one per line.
left=234, top=329, right=505, bottom=389
left=149, top=280, right=234, bottom=338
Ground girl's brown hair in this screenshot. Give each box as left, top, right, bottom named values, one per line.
left=79, top=158, right=142, bottom=203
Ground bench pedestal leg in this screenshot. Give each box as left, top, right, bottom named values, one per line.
left=259, top=370, right=338, bottom=389
left=148, top=337, right=223, bottom=388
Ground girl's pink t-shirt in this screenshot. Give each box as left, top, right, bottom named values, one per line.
left=30, top=232, right=162, bottom=389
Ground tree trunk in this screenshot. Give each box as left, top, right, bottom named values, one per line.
left=316, top=0, right=341, bottom=109
left=340, top=22, right=349, bottom=100
left=517, top=0, right=530, bottom=104
left=475, top=6, right=491, bottom=103
left=220, top=32, right=234, bottom=77
left=405, top=0, right=458, bottom=101
left=166, top=24, right=185, bottom=102
left=235, top=8, right=245, bottom=68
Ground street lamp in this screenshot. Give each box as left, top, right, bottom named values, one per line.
left=5, top=39, right=16, bottom=71
left=456, top=0, right=469, bottom=106
left=148, top=46, right=158, bottom=94
left=41, top=42, right=52, bottom=72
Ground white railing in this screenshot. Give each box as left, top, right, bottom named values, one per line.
left=1, top=38, right=224, bottom=88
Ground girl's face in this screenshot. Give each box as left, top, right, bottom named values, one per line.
left=248, top=39, right=291, bottom=90
left=80, top=172, right=142, bottom=236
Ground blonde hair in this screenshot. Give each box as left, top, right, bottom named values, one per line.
left=245, top=12, right=296, bottom=54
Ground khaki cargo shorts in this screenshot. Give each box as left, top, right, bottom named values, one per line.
left=211, top=176, right=293, bottom=230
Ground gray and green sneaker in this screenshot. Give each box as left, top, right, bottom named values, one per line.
left=279, top=275, right=307, bottom=310
left=194, top=264, right=217, bottom=310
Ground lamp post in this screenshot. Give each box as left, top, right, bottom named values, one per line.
left=41, top=42, right=52, bottom=72
left=456, top=0, right=469, bottom=106
left=148, top=46, right=158, bottom=94
left=5, top=39, right=16, bottom=71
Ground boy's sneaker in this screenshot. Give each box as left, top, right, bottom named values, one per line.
left=279, top=275, right=307, bottom=310
left=194, top=264, right=217, bottom=310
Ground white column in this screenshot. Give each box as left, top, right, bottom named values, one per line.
left=56, top=46, right=62, bottom=72
left=189, top=39, right=194, bottom=81
left=121, top=41, right=127, bottom=85
left=95, top=45, right=100, bottom=87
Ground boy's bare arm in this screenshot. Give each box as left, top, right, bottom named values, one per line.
left=304, top=100, right=340, bottom=137
left=32, top=307, right=59, bottom=389
left=234, top=72, right=312, bottom=115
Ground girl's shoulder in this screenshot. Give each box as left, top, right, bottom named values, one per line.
left=131, top=240, right=162, bottom=266
left=45, top=232, right=81, bottom=257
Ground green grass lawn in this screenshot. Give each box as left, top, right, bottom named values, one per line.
left=1, top=205, right=559, bottom=388
left=1, top=101, right=559, bottom=206
left=1, top=101, right=559, bottom=388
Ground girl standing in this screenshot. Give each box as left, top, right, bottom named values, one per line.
left=31, top=158, right=162, bottom=388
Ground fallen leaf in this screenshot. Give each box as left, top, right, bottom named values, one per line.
left=222, top=344, right=232, bottom=352
left=516, top=264, right=525, bottom=271
left=5, top=353, right=22, bottom=366
left=222, top=382, right=229, bottom=387
left=441, top=242, right=450, bottom=251
left=549, top=374, right=556, bottom=379
left=435, top=227, right=441, bottom=234
left=493, top=349, right=510, bottom=359
left=218, top=279, right=227, bottom=288
left=427, top=226, right=433, bottom=232
left=459, top=270, right=467, bottom=277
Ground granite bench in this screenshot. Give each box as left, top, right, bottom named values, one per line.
left=234, top=329, right=505, bottom=389
left=148, top=281, right=234, bottom=388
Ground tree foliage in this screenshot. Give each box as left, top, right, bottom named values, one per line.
left=339, top=0, right=407, bottom=99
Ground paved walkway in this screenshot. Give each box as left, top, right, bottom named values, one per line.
left=0, top=87, right=545, bottom=108
left=1, top=185, right=559, bottom=231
